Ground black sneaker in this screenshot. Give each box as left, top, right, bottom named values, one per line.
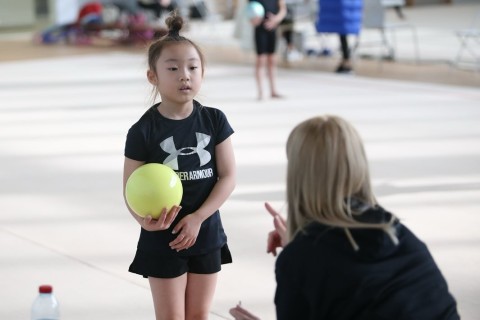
left=335, top=65, right=353, bottom=74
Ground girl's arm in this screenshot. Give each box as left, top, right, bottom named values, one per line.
left=196, top=136, right=237, bottom=220
left=123, top=157, right=180, bottom=231
left=123, top=158, right=146, bottom=225
left=169, top=136, right=236, bottom=250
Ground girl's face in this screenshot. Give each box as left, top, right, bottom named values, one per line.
left=149, top=43, right=203, bottom=106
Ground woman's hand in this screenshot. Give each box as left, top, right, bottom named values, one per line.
left=169, top=213, right=203, bottom=251
left=141, top=206, right=181, bottom=232
left=265, top=202, right=287, bottom=256
left=229, top=303, right=261, bottom=320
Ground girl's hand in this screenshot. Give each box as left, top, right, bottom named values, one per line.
left=169, top=213, right=202, bottom=251
left=265, top=202, right=287, bottom=256
left=141, top=206, right=181, bottom=232
left=263, top=12, right=280, bottom=30
left=250, top=16, right=263, bottom=26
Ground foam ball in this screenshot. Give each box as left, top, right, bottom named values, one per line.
left=125, top=163, right=183, bottom=219
left=245, top=1, right=265, bottom=19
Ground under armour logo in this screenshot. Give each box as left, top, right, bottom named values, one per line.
left=160, top=133, right=211, bottom=170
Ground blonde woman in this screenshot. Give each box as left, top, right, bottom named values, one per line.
left=231, top=115, right=459, bottom=320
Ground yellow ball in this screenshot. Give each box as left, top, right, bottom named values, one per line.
left=125, top=163, right=183, bottom=219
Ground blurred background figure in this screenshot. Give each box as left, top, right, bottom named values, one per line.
left=233, top=0, right=255, bottom=52
left=383, top=0, right=406, bottom=19
left=34, top=0, right=168, bottom=46
left=279, top=0, right=303, bottom=63
left=136, top=0, right=178, bottom=23
left=315, top=0, right=363, bottom=74
left=248, top=0, right=287, bottom=100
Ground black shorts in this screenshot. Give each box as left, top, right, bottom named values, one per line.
left=254, top=27, right=277, bottom=55
left=128, top=244, right=233, bottom=279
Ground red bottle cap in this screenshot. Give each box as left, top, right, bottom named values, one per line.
left=39, top=285, right=53, bottom=293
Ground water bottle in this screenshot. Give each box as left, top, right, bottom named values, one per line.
left=31, top=285, right=60, bottom=320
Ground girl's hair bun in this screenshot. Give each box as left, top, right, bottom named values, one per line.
left=165, top=11, right=183, bottom=37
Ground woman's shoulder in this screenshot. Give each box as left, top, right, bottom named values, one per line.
left=280, top=224, right=334, bottom=258
left=276, top=224, right=336, bottom=278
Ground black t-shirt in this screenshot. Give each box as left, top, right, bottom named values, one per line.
left=124, top=100, right=234, bottom=256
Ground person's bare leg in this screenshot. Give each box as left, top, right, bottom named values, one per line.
left=255, top=54, right=266, bottom=100
left=185, top=272, right=218, bottom=320
left=149, top=274, right=187, bottom=320
left=267, top=54, right=282, bottom=98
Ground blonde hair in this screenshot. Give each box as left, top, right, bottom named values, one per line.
left=286, top=115, right=397, bottom=249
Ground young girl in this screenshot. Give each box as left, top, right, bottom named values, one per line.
left=249, top=0, right=287, bottom=100
left=231, top=115, right=459, bottom=319
left=123, top=12, right=236, bottom=320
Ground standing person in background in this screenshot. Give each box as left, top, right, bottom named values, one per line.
left=123, top=11, right=236, bottom=320
left=279, top=0, right=302, bottom=63
left=316, top=0, right=363, bottom=74
left=249, top=0, right=287, bottom=100
left=231, top=115, right=459, bottom=320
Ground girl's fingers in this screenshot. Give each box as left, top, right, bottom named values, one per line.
left=170, top=233, right=185, bottom=246
left=170, top=235, right=194, bottom=251
left=172, top=216, right=184, bottom=234
left=144, top=215, right=153, bottom=226
left=164, top=207, right=179, bottom=226
left=143, top=207, right=181, bottom=231
left=170, top=232, right=190, bottom=246
left=157, top=208, right=167, bottom=224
